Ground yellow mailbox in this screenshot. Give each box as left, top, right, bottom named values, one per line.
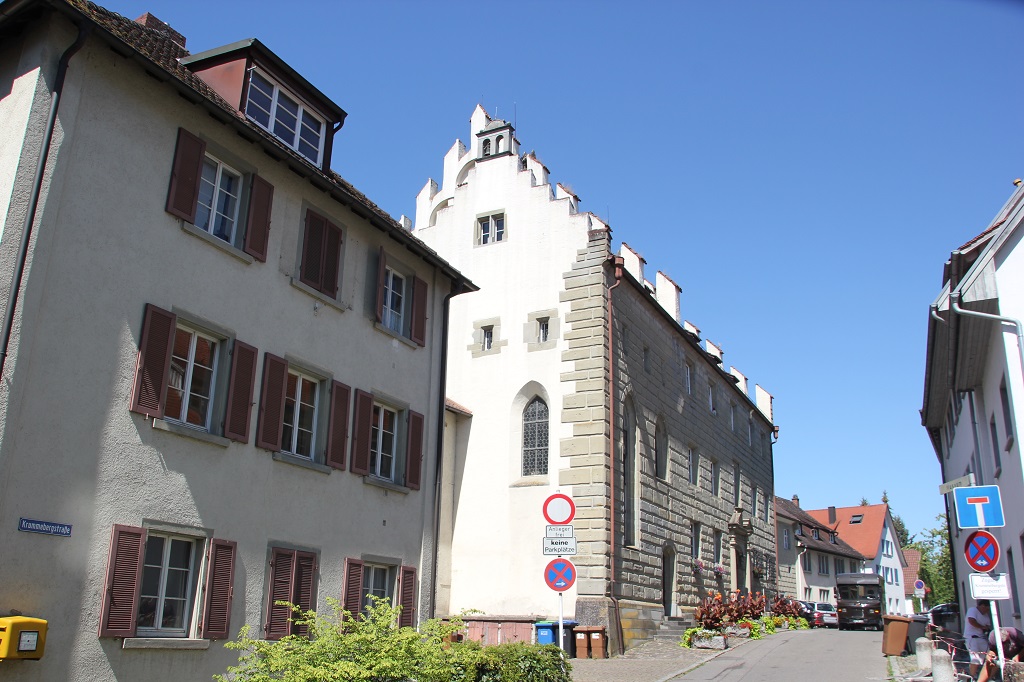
left=0, top=616, right=47, bottom=660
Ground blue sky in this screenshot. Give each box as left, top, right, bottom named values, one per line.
left=106, top=0, right=1024, bottom=539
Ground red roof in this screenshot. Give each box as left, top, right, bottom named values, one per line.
left=806, top=504, right=890, bottom=560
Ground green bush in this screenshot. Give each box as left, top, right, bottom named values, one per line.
left=213, top=597, right=570, bottom=682
left=759, top=615, right=776, bottom=635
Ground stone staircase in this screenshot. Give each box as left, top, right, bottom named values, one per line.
left=651, top=616, right=694, bottom=641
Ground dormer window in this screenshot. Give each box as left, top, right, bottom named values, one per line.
left=812, top=528, right=820, bottom=540
left=850, top=514, right=863, bottom=524
left=246, top=69, right=325, bottom=165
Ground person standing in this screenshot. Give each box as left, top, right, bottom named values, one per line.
left=966, top=600, right=993, bottom=678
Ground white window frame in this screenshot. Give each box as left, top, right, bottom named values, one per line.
left=282, top=369, right=320, bottom=459
left=708, top=384, right=716, bottom=413
left=166, top=325, right=220, bottom=432
left=383, top=267, right=406, bottom=335
left=818, top=554, right=829, bottom=575
left=195, top=154, right=242, bottom=244
left=538, top=317, right=549, bottom=343
left=245, top=68, right=325, bottom=165
left=783, top=528, right=790, bottom=550
left=361, top=563, right=396, bottom=612
left=802, top=552, right=812, bottom=572
left=482, top=326, right=494, bottom=351
left=137, top=532, right=201, bottom=638
left=477, top=213, right=505, bottom=245
left=684, top=362, right=692, bottom=394
left=370, top=402, right=399, bottom=481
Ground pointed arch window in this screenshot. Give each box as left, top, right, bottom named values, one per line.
left=522, top=397, right=548, bottom=476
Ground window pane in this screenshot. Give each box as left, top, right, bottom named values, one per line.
left=161, top=597, right=185, bottom=629
left=274, top=93, right=298, bottom=145
left=246, top=72, right=274, bottom=128
left=168, top=539, right=192, bottom=570
left=164, top=567, right=189, bottom=599
left=144, top=535, right=165, bottom=567
left=196, top=160, right=218, bottom=230
left=137, top=596, right=157, bottom=628
left=212, top=168, right=240, bottom=242
left=141, top=565, right=161, bottom=597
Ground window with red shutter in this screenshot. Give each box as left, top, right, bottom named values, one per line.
left=98, top=525, right=147, bottom=638
left=224, top=341, right=258, bottom=443
left=200, top=539, right=237, bottom=640
left=350, top=390, right=373, bottom=475
left=256, top=354, right=289, bottom=451
left=129, top=305, right=176, bottom=419
left=398, top=566, right=417, bottom=628
left=375, top=247, right=387, bottom=324
left=299, top=209, right=342, bottom=296
left=405, top=410, right=424, bottom=491
left=326, top=381, right=351, bottom=470
left=410, top=277, right=428, bottom=347
left=342, top=557, right=364, bottom=616
left=166, top=128, right=206, bottom=222
left=243, top=175, right=274, bottom=262
left=265, top=547, right=317, bottom=640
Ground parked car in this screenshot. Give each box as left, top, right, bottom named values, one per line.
left=929, top=603, right=961, bottom=633
left=814, top=602, right=839, bottom=628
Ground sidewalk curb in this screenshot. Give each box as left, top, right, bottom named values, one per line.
left=651, top=633, right=757, bottom=682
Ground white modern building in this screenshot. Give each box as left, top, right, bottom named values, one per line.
left=0, top=2, right=470, bottom=679
left=414, top=106, right=778, bottom=650
left=922, top=182, right=1024, bottom=627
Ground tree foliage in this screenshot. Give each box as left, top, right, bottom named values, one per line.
left=214, top=597, right=571, bottom=682
left=909, top=514, right=955, bottom=607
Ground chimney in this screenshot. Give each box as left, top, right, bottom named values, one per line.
left=828, top=506, right=837, bottom=524
left=134, top=13, right=186, bottom=49
left=791, top=494, right=800, bottom=508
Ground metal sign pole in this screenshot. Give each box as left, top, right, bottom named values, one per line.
left=991, top=600, right=1005, bottom=673
left=558, top=591, right=564, bottom=654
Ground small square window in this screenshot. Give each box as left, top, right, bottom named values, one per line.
left=477, top=213, right=505, bottom=245
left=538, top=318, right=549, bottom=343
left=482, top=326, right=494, bottom=351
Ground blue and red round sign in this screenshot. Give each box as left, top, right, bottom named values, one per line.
left=544, top=558, right=576, bottom=592
left=964, top=530, right=1000, bottom=572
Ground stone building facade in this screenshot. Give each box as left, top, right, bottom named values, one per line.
left=414, top=106, right=777, bottom=650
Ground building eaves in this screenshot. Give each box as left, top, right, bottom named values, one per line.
left=5, top=0, right=476, bottom=292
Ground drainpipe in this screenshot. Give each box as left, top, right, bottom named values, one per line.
left=429, top=279, right=465, bottom=619
left=0, top=24, right=90, bottom=382
left=950, top=292, right=1024, bottom=393
left=929, top=305, right=960, bottom=607
left=606, top=254, right=625, bottom=654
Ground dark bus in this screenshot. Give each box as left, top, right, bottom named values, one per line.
left=835, top=572, right=884, bottom=630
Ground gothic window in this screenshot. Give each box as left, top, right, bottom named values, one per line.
left=522, top=397, right=548, bottom=476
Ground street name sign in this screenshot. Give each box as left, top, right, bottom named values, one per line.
left=547, top=525, right=574, bottom=538
left=544, top=558, right=576, bottom=592
left=939, top=473, right=976, bottom=496
left=18, top=518, right=72, bottom=537
left=964, top=530, right=1000, bottom=572
left=543, top=537, right=578, bottom=556
left=953, top=485, right=1005, bottom=529
left=543, top=493, right=575, bottom=525
left=970, top=572, right=1010, bottom=600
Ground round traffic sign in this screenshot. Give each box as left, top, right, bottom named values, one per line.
left=543, top=493, right=576, bottom=525
left=544, top=558, right=576, bottom=592
left=914, top=579, right=925, bottom=591
left=965, top=530, right=1000, bottom=572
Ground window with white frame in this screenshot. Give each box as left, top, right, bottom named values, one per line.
left=834, top=557, right=844, bottom=575
left=783, top=528, right=790, bottom=550
left=477, top=213, right=505, bottom=245
left=684, top=362, right=692, bottom=394
left=195, top=155, right=242, bottom=244
left=818, top=554, right=829, bottom=575
left=166, top=326, right=219, bottom=430
left=370, top=402, right=398, bottom=480
left=137, top=532, right=199, bottom=636
left=522, top=397, right=548, bottom=476
left=751, top=486, right=758, bottom=517
left=802, top=552, right=812, bottom=572
left=819, top=589, right=831, bottom=602
left=382, top=267, right=406, bottom=335
left=482, top=326, right=494, bottom=352
left=361, top=564, right=395, bottom=611
left=1001, top=378, right=1014, bottom=446
left=803, top=587, right=812, bottom=600
left=689, top=448, right=699, bottom=485
left=245, top=69, right=325, bottom=165
left=282, top=370, right=319, bottom=459
left=538, top=317, right=550, bottom=344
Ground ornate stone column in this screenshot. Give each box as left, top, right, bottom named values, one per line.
left=728, top=506, right=753, bottom=595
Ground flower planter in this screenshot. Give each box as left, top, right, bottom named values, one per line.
left=776, top=620, right=789, bottom=630
left=692, top=634, right=728, bottom=649
left=725, top=626, right=750, bottom=639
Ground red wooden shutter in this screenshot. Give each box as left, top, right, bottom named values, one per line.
left=200, top=538, right=236, bottom=640
left=224, top=341, right=257, bottom=443
left=98, top=524, right=146, bottom=638
left=342, top=557, right=365, bottom=616
left=398, top=566, right=417, bottom=628
left=256, top=353, right=288, bottom=451
left=293, top=551, right=317, bottom=637
left=300, top=209, right=326, bottom=291
left=405, top=410, right=424, bottom=491
left=322, top=222, right=342, bottom=298
left=410, top=276, right=428, bottom=347
left=326, top=381, right=351, bottom=470
left=265, top=548, right=295, bottom=640
left=166, top=128, right=206, bottom=222
left=129, top=304, right=176, bottom=418
left=350, top=390, right=373, bottom=475
left=243, top=175, right=274, bottom=262
left=375, top=246, right=387, bottom=323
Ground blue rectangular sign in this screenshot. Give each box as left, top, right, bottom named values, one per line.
left=18, top=517, right=72, bottom=537
left=953, top=486, right=1005, bottom=529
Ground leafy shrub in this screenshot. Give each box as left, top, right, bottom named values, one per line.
left=694, top=591, right=726, bottom=629
left=789, top=616, right=810, bottom=630
left=771, top=597, right=801, bottom=618
left=758, top=615, right=776, bottom=635
left=737, top=618, right=762, bottom=640
left=214, top=598, right=570, bottom=682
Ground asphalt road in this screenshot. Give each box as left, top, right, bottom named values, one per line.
left=677, top=627, right=889, bottom=681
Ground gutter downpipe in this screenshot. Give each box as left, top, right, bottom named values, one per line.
left=929, top=304, right=960, bottom=607
left=0, top=23, right=90, bottom=382
left=950, top=292, right=1024, bottom=395
left=606, top=255, right=625, bottom=655
left=429, top=279, right=465, bottom=619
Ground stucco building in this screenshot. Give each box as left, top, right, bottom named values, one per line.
left=0, top=2, right=470, bottom=679
left=806, top=504, right=908, bottom=614
left=921, top=182, right=1024, bottom=628
left=775, top=496, right=865, bottom=604
left=414, top=106, right=778, bottom=651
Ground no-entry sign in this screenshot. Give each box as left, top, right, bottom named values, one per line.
left=965, top=530, right=1000, bottom=573
left=543, top=493, right=576, bottom=525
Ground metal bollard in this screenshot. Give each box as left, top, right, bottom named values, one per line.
left=931, top=649, right=954, bottom=682
left=915, top=637, right=933, bottom=671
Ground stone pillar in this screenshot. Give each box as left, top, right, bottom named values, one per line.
left=728, top=507, right=752, bottom=595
